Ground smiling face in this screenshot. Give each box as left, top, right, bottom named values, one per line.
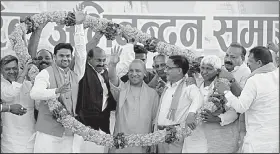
left=54, top=48, right=72, bottom=69
left=88, top=48, right=107, bottom=73
left=128, top=60, right=145, bottom=86
left=37, top=49, right=53, bottom=70
left=200, top=63, right=219, bottom=82
left=1, top=60, right=19, bottom=82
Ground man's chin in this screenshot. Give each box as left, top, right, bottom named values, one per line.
left=39, top=64, right=50, bottom=70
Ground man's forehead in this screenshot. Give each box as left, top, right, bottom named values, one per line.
left=226, top=47, right=242, bottom=56
left=154, top=56, right=166, bottom=63
left=37, top=50, right=52, bottom=57
left=166, top=59, right=175, bottom=66
left=129, top=61, right=145, bottom=70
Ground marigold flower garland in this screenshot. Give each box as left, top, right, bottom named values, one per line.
left=22, top=11, right=196, bottom=62
left=6, top=10, right=232, bottom=149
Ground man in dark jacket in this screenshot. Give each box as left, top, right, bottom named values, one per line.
left=75, top=45, right=117, bottom=152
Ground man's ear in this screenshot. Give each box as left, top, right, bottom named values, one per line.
left=257, top=60, right=263, bottom=66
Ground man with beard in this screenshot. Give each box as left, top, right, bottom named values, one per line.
left=154, top=55, right=203, bottom=153
left=148, top=54, right=168, bottom=95
left=1, top=55, right=35, bottom=153
left=108, top=46, right=159, bottom=153
left=120, top=44, right=155, bottom=83
left=75, top=45, right=117, bottom=153
left=29, top=6, right=87, bottom=153
left=215, top=46, right=279, bottom=153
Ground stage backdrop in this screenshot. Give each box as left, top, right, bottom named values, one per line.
left=1, top=1, right=279, bottom=68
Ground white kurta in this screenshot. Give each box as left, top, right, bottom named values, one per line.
left=1, top=76, right=35, bottom=153
left=157, top=78, right=203, bottom=153
left=183, top=80, right=239, bottom=153
left=225, top=68, right=279, bottom=153
left=30, top=24, right=87, bottom=153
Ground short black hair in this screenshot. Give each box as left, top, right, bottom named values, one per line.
left=54, top=43, right=73, bottom=55
left=229, top=42, right=247, bottom=59
left=0, top=55, right=18, bottom=68
left=169, top=55, right=189, bottom=75
left=87, top=46, right=104, bottom=58
left=37, top=49, right=53, bottom=59
left=249, top=46, right=273, bottom=65
left=134, top=44, right=148, bottom=55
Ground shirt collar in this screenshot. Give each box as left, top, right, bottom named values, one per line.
left=88, top=62, right=105, bottom=74
left=166, top=77, right=184, bottom=88
left=231, top=62, right=247, bottom=73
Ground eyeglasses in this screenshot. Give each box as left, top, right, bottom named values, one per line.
left=154, top=63, right=166, bottom=69
left=165, top=66, right=179, bottom=70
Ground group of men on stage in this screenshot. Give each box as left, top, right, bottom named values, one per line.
left=0, top=5, right=279, bottom=153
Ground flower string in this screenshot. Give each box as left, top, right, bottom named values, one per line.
left=7, top=10, right=202, bottom=149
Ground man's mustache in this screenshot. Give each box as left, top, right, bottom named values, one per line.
left=96, top=65, right=104, bottom=67
left=225, top=61, right=233, bottom=65
left=39, top=61, right=50, bottom=65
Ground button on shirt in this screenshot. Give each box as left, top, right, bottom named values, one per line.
left=88, top=63, right=109, bottom=111
left=157, top=78, right=203, bottom=126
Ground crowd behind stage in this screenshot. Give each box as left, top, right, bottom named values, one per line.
left=0, top=5, right=279, bottom=153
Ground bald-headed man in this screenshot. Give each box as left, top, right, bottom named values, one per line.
left=108, top=46, right=159, bottom=153
left=75, top=46, right=117, bottom=153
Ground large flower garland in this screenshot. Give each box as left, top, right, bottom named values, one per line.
left=7, top=10, right=230, bottom=149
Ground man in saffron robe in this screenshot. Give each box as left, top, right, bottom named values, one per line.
left=108, top=46, right=159, bottom=153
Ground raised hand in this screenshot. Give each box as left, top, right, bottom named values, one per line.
left=267, top=42, right=279, bottom=53
left=21, top=59, right=33, bottom=76
left=109, top=46, right=123, bottom=65
left=73, top=3, right=87, bottom=25
left=55, top=82, right=71, bottom=94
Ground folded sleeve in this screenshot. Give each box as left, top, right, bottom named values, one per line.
left=30, top=69, right=60, bottom=100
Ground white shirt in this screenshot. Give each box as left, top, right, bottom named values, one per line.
left=230, top=62, right=251, bottom=88
left=157, top=78, right=203, bottom=126
left=88, top=63, right=108, bottom=111
left=217, top=62, right=251, bottom=126
left=225, top=68, right=279, bottom=150
left=30, top=24, right=87, bottom=101
left=1, top=76, right=35, bottom=151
